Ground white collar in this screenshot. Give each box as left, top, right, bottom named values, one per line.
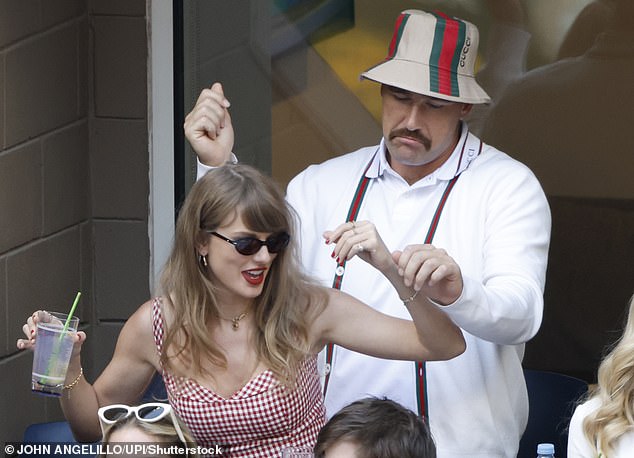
left=369, top=123, right=481, bottom=185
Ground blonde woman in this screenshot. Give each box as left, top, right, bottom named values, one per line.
left=18, top=164, right=464, bottom=458
left=568, top=294, right=634, bottom=457
left=99, top=403, right=199, bottom=458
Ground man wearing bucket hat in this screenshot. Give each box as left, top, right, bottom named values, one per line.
left=186, top=9, right=550, bottom=457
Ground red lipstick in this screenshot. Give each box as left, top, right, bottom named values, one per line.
left=242, top=268, right=267, bottom=286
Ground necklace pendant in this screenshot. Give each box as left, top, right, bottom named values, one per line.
left=227, top=311, right=246, bottom=331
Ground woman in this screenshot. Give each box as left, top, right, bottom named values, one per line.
left=568, top=294, right=634, bottom=457
left=18, top=164, right=464, bottom=457
left=99, top=402, right=199, bottom=457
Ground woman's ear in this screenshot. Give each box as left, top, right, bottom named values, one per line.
left=197, top=235, right=210, bottom=268
left=196, top=231, right=210, bottom=256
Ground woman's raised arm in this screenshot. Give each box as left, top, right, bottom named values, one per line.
left=312, top=221, right=465, bottom=361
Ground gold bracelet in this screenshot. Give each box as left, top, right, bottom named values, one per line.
left=401, top=290, right=419, bottom=305
left=64, top=367, right=83, bottom=390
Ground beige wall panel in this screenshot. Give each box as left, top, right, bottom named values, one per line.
left=90, top=0, right=146, bottom=16
left=80, top=221, right=94, bottom=324
left=77, top=18, right=90, bottom=117
left=0, top=257, right=6, bottom=354
left=90, top=119, right=148, bottom=219
left=93, top=16, right=147, bottom=118
left=42, top=123, right=90, bottom=235
left=0, top=143, right=42, bottom=253
left=94, top=220, right=149, bottom=320
left=5, top=25, right=79, bottom=147
left=0, top=53, right=4, bottom=148
left=41, top=0, right=86, bottom=29
left=0, top=0, right=40, bottom=47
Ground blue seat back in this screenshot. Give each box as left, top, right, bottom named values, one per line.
left=518, top=369, right=588, bottom=458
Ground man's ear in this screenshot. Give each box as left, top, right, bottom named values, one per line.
left=461, top=103, right=474, bottom=117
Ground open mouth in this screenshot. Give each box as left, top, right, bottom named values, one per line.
left=242, top=268, right=267, bottom=285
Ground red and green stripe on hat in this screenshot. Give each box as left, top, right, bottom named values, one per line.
left=386, top=11, right=467, bottom=99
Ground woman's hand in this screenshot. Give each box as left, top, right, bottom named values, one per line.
left=323, top=220, right=393, bottom=272
left=17, top=310, right=86, bottom=357
left=184, top=82, right=235, bottom=167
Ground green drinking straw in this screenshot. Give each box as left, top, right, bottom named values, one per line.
left=59, top=291, right=81, bottom=342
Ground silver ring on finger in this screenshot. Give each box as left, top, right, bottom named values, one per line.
left=356, top=244, right=365, bottom=252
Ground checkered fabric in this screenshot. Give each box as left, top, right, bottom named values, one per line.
left=152, top=298, right=326, bottom=457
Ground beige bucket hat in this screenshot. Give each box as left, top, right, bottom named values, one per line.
left=361, top=9, right=490, bottom=104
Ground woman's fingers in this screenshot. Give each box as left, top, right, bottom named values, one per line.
left=16, top=310, right=66, bottom=351
left=324, top=221, right=378, bottom=262
left=17, top=311, right=41, bottom=350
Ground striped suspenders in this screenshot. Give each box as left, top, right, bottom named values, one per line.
left=323, top=134, right=482, bottom=418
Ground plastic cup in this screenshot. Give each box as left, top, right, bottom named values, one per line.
left=31, top=311, right=79, bottom=397
left=281, top=446, right=314, bottom=458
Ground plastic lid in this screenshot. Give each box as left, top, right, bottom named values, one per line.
left=537, top=443, right=555, bottom=454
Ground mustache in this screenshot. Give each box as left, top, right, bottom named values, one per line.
left=389, top=128, right=431, bottom=149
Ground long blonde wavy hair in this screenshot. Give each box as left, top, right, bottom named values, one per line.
left=159, top=164, right=326, bottom=386
left=582, top=294, right=634, bottom=456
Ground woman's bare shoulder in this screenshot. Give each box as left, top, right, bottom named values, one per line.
left=116, top=298, right=164, bottom=364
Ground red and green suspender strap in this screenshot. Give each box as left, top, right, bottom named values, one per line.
left=323, top=135, right=482, bottom=418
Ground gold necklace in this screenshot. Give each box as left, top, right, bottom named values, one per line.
left=219, top=310, right=249, bottom=331
left=230, top=312, right=248, bottom=331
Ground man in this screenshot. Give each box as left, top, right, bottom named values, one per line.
left=185, top=9, right=550, bottom=457
left=314, top=397, right=436, bottom=458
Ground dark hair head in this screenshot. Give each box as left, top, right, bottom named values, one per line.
left=314, top=397, right=436, bottom=458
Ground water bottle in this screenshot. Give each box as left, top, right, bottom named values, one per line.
left=537, top=443, right=555, bottom=457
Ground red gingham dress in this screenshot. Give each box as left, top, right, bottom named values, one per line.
left=151, top=298, right=326, bottom=457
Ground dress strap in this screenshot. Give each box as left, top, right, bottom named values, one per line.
left=151, top=297, right=165, bottom=356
